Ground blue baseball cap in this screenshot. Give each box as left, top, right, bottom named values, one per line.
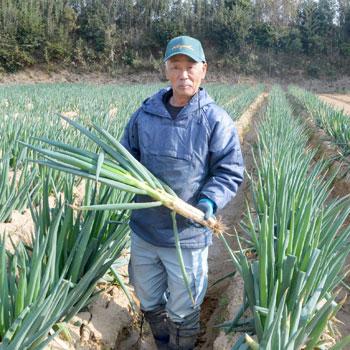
left=163, top=36, right=206, bottom=63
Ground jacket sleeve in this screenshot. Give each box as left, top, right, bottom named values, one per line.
left=199, top=114, right=244, bottom=210
left=120, top=109, right=141, bottom=161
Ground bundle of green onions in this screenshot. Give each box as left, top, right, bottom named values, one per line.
left=22, top=115, right=222, bottom=233
left=22, top=115, right=224, bottom=305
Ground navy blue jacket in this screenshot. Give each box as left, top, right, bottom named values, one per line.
left=120, top=87, right=244, bottom=248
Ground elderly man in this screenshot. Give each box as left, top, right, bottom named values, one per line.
left=121, top=36, right=244, bottom=350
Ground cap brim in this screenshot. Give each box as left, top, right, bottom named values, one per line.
left=163, top=51, right=204, bottom=63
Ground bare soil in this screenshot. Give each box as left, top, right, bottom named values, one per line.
left=1, top=68, right=350, bottom=94
left=0, top=209, right=34, bottom=251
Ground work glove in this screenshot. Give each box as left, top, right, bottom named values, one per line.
left=189, top=198, right=216, bottom=227
left=196, top=198, right=215, bottom=220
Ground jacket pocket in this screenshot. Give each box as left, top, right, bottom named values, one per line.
left=142, top=151, right=192, bottom=198
left=139, top=118, right=193, bottom=159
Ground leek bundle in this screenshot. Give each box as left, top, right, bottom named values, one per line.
left=23, top=115, right=224, bottom=305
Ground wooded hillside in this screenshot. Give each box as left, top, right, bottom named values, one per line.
left=0, top=0, right=349, bottom=77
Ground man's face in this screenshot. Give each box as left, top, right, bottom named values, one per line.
left=165, top=54, right=207, bottom=100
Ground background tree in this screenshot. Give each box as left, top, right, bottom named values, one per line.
left=0, top=0, right=348, bottom=76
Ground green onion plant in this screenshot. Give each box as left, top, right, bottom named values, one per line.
left=220, top=87, right=350, bottom=349
left=289, top=86, right=350, bottom=160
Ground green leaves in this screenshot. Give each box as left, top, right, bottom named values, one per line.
left=223, top=86, right=350, bottom=349
left=21, top=120, right=163, bottom=200
left=171, top=211, right=195, bottom=305
left=290, top=86, right=350, bottom=158
left=16, top=109, right=211, bottom=344
left=0, top=149, right=38, bottom=222
left=0, top=83, right=189, bottom=347
left=0, top=225, right=70, bottom=349
left=226, top=85, right=265, bottom=120
left=0, top=176, right=131, bottom=348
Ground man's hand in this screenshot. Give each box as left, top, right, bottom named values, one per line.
left=188, top=198, right=216, bottom=228
left=196, top=198, right=215, bottom=220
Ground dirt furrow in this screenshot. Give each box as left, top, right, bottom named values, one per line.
left=318, top=94, right=350, bottom=116
left=197, top=93, right=267, bottom=350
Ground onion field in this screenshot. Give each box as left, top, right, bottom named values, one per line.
left=0, top=83, right=349, bottom=350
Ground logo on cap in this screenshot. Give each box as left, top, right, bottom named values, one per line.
left=172, top=44, right=194, bottom=51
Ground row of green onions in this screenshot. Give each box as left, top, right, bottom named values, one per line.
left=0, top=149, right=39, bottom=223
left=289, top=85, right=350, bottom=160
left=220, top=86, right=350, bottom=349
left=0, top=172, right=131, bottom=348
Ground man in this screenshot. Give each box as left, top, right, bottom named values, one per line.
left=121, top=36, right=244, bottom=350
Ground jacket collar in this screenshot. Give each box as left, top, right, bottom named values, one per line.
left=142, top=86, right=213, bottom=120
